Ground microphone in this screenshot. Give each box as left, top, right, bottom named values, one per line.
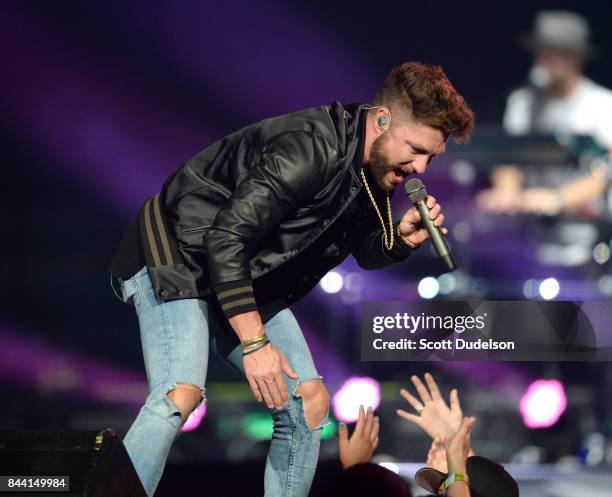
left=405, top=178, right=457, bottom=271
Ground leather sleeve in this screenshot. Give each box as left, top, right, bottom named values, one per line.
left=351, top=220, right=415, bottom=270
left=205, top=131, right=334, bottom=318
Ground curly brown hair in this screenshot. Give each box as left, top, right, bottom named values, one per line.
left=374, top=61, right=475, bottom=143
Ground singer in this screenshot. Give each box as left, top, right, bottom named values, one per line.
left=107, top=61, right=475, bottom=497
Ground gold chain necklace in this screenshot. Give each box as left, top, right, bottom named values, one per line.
left=360, top=167, right=394, bottom=250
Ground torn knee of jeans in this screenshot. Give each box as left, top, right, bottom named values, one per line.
left=165, top=382, right=206, bottom=424
left=294, top=377, right=330, bottom=430
left=291, top=375, right=324, bottom=398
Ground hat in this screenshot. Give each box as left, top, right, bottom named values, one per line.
left=415, top=456, right=518, bottom=497
left=335, top=463, right=412, bottom=497
left=520, top=10, right=596, bottom=58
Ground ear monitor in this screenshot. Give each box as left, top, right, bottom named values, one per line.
left=378, top=115, right=389, bottom=128
left=363, top=104, right=392, bottom=129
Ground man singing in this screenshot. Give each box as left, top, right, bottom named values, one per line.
left=108, top=61, right=475, bottom=496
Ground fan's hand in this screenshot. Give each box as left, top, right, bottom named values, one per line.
left=396, top=372, right=463, bottom=440
left=338, top=405, right=380, bottom=470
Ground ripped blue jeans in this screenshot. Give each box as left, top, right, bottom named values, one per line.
left=115, top=266, right=326, bottom=497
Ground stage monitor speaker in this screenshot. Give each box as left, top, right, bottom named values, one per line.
left=0, top=429, right=146, bottom=497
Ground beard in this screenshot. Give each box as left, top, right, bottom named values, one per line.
left=365, top=132, right=395, bottom=191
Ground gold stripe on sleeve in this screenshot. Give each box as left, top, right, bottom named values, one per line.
left=143, top=198, right=162, bottom=267
left=217, top=286, right=254, bottom=301
left=221, top=298, right=257, bottom=312
left=153, top=194, right=174, bottom=265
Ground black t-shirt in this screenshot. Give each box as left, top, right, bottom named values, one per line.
left=108, top=216, right=146, bottom=279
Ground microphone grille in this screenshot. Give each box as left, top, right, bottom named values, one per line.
left=405, top=178, right=427, bottom=203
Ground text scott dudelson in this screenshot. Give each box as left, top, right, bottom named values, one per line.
left=372, top=337, right=516, bottom=351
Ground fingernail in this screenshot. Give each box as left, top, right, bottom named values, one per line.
left=339, top=422, right=347, bottom=429
left=367, top=406, right=372, bottom=413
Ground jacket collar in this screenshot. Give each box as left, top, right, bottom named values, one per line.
left=326, top=102, right=369, bottom=185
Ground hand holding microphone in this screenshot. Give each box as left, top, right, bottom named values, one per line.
left=399, top=178, right=457, bottom=271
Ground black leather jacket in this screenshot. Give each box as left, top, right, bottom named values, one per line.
left=129, top=102, right=414, bottom=319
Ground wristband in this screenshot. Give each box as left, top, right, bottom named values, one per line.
left=444, top=473, right=469, bottom=490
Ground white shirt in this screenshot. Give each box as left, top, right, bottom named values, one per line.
left=503, top=77, right=612, bottom=150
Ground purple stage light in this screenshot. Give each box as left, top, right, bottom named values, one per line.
left=0, top=324, right=147, bottom=409
left=519, top=379, right=567, bottom=429
left=332, top=377, right=381, bottom=423
left=116, top=1, right=378, bottom=118
left=180, top=403, right=207, bottom=432
left=0, top=8, right=214, bottom=215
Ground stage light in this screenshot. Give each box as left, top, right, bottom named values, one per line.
left=449, top=160, right=476, bottom=185
left=344, top=272, right=363, bottom=292
left=242, top=412, right=273, bottom=440
left=180, top=403, right=207, bottom=432
left=453, top=221, right=472, bottom=243
left=321, top=418, right=338, bottom=440
left=593, top=242, right=610, bottom=265
left=519, top=379, right=567, bottom=428
left=598, top=275, right=612, bottom=295
left=418, top=277, right=439, bottom=299
left=437, top=273, right=457, bottom=295
left=522, top=279, right=536, bottom=299
left=320, top=271, right=343, bottom=294
left=332, top=377, right=381, bottom=423
left=341, top=272, right=363, bottom=304
left=539, top=278, right=560, bottom=300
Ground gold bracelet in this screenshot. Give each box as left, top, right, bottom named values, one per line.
left=243, top=341, right=266, bottom=353
left=243, top=339, right=271, bottom=356
left=241, top=333, right=268, bottom=349
left=396, top=224, right=419, bottom=249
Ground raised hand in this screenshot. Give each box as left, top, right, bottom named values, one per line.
left=446, top=417, right=476, bottom=474
left=426, top=436, right=448, bottom=474
left=338, top=405, right=380, bottom=470
left=396, top=372, right=463, bottom=440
